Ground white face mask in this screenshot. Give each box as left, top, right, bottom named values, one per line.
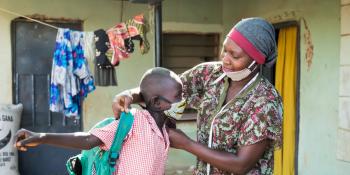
left=223, top=61, right=257, bottom=81
left=164, top=99, right=186, bottom=120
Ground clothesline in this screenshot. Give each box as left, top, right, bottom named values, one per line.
left=0, top=7, right=59, bottom=30
left=0, top=6, right=154, bottom=32
left=0, top=6, right=152, bottom=119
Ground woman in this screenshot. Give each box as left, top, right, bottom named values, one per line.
left=112, top=18, right=282, bottom=175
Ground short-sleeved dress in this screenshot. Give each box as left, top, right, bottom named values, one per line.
left=180, top=62, right=283, bottom=175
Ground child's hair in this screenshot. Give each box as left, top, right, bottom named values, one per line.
left=139, top=67, right=181, bottom=103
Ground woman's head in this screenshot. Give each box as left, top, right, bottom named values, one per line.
left=139, top=67, right=183, bottom=112
left=221, top=17, right=277, bottom=73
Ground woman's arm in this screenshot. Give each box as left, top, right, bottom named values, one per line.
left=112, top=63, right=206, bottom=118
left=15, top=129, right=102, bottom=151
left=168, top=128, right=269, bottom=174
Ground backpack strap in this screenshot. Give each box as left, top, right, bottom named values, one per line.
left=108, top=112, right=134, bottom=171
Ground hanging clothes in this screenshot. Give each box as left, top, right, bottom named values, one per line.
left=94, top=29, right=113, bottom=68
left=93, top=29, right=118, bottom=86
left=83, top=32, right=96, bottom=63
left=85, top=30, right=117, bottom=86
left=94, top=62, right=118, bottom=86
left=125, top=14, right=150, bottom=54
left=107, top=22, right=129, bottom=65
left=107, top=14, right=150, bottom=66
left=50, top=28, right=95, bottom=119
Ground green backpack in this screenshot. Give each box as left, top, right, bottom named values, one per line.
left=66, top=112, right=134, bottom=175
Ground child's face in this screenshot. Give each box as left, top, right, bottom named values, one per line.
left=153, top=83, right=182, bottom=112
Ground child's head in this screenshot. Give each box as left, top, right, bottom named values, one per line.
left=140, top=67, right=182, bottom=112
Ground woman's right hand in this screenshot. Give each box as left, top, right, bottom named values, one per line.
left=112, top=91, right=133, bottom=119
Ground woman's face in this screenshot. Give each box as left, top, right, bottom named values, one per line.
left=220, top=37, right=254, bottom=72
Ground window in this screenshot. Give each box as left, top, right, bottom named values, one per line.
left=162, top=33, right=220, bottom=120
left=162, top=33, right=220, bottom=74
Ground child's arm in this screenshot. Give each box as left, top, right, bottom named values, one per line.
left=14, top=128, right=103, bottom=151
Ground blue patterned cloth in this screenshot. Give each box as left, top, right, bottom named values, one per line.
left=50, top=28, right=95, bottom=119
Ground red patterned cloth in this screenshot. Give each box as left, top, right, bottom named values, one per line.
left=107, top=14, right=149, bottom=66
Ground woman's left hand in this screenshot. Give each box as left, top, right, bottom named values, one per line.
left=167, top=128, right=193, bottom=150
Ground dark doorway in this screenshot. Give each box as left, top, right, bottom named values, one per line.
left=12, top=18, right=83, bottom=175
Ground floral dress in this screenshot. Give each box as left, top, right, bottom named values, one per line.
left=180, top=62, right=283, bottom=175
left=50, top=28, right=95, bottom=118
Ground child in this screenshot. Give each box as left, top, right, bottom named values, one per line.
left=14, top=67, right=183, bottom=175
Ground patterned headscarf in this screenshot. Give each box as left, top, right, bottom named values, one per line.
left=227, top=17, right=277, bottom=67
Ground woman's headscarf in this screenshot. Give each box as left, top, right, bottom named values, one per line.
left=227, top=17, right=277, bottom=67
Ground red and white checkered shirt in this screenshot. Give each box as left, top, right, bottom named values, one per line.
left=89, top=108, right=170, bottom=175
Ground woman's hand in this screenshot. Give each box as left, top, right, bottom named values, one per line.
left=168, top=128, right=270, bottom=174
left=112, top=91, right=133, bottom=119
left=14, top=129, right=43, bottom=151
left=167, top=128, right=193, bottom=150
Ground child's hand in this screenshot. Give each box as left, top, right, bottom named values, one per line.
left=14, top=129, right=43, bottom=151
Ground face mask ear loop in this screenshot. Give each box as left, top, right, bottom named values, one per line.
left=248, top=60, right=259, bottom=72
left=248, top=60, right=257, bottom=69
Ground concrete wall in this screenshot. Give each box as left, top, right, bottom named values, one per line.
left=223, top=0, right=350, bottom=174
left=337, top=0, right=350, bottom=165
